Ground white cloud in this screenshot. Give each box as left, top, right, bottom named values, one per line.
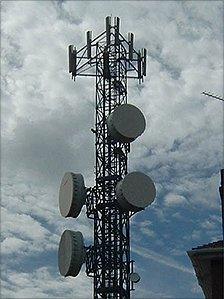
left=184, top=229, right=202, bottom=242
left=1, top=207, right=59, bottom=258
left=1, top=237, right=32, bottom=255
left=1, top=207, right=52, bottom=241
left=164, top=193, right=188, bottom=207
left=1, top=266, right=92, bottom=298
left=201, top=219, right=216, bottom=230
left=133, top=244, right=194, bottom=275
left=136, top=220, right=156, bottom=238
left=169, top=248, right=185, bottom=257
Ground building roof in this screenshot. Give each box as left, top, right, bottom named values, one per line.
left=187, top=240, right=223, bottom=299
left=192, top=240, right=223, bottom=250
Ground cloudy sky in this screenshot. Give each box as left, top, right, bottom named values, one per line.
left=1, top=1, right=223, bottom=298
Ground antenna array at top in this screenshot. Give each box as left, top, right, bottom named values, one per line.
left=68, top=16, right=147, bottom=83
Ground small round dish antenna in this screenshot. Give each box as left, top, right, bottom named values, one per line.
left=129, top=272, right=141, bottom=283
left=107, top=103, right=146, bottom=143
left=116, top=171, right=156, bottom=212
left=58, top=230, right=85, bottom=277
left=59, top=172, right=86, bottom=218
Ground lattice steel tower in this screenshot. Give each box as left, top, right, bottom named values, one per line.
left=58, top=17, right=156, bottom=299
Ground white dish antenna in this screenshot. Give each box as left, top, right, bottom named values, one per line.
left=59, top=172, right=86, bottom=218
left=58, top=230, right=85, bottom=277
left=116, top=171, right=156, bottom=212
left=107, top=104, right=146, bottom=143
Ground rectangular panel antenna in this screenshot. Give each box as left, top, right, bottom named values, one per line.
left=137, top=50, right=142, bottom=79
left=68, top=45, right=76, bottom=75
left=114, top=17, right=120, bottom=45
left=87, top=31, right=92, bottom=59
left=128, top=33, right=134, bottom=60
left=106, top=16, right=111, bottom=46
left=142, top=48, right=147, bottom=76
left=103, top=50, right=110, bottom=79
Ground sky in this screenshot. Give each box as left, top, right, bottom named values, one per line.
left=1, top=1, right=223, bottom=298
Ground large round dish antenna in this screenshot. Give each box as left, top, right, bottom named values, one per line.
left=58, top=230, right=85, bottom=277
left=107, top=104, right=146, bottom=143
left=116, top=171, right=156, bottom=212
left=59, top=172, right=86, bottom=218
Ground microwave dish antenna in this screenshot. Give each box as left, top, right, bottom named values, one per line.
left=107, top=103, right=146, bottom=143
left=116, top=171, right=156, bottom=212
left=59, top=172, right=86, bottom=218
left=58, top=230, right=85, bottom=277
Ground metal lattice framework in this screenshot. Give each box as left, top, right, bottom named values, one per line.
left=69, top=17, right=146, bottom=298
